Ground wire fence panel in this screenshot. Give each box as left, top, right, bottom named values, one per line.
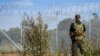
left=0, top=2, right=100, bottom=56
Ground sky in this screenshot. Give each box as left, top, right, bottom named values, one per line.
left=0, top=0, right=100, bottom=30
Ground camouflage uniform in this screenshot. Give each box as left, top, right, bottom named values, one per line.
left=70, top=22, right=86, bottom=56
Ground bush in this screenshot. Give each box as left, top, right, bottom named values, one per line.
left=22, top=13, right=48, bottom=56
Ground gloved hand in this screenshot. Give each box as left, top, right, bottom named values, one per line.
left=75, top=36, right=84, bottom=41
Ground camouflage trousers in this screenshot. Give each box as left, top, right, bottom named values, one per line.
left=72, top=38, right=92, bottom=56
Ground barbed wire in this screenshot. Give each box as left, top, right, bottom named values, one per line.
left=0, top=3, right=100, bottom=16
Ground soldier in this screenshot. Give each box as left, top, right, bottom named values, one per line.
left=69, top=14, right=86, bottom=56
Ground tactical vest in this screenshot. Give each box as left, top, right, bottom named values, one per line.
left=74, top=23, right=84, bottom=40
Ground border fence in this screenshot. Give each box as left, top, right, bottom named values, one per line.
left=0, top=3, right=100, bottom=56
